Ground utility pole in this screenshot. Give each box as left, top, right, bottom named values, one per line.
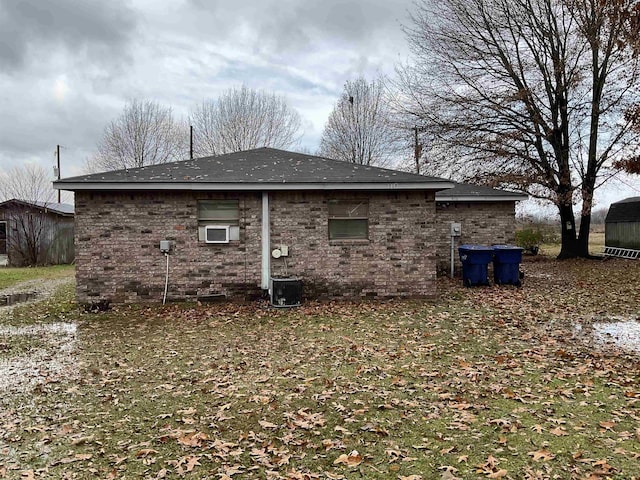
left=190, top=125, right=193, bottom=160
left=413, top=126, right=423, bottom=175
left=56, top=145, right=61, bottom=203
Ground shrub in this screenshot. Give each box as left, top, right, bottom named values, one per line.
left=516, top=228, right=543, bottom=254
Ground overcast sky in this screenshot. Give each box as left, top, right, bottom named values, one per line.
left=0, top=0, right=637, bottom=208
left=0, top=0, right=411, bottom=178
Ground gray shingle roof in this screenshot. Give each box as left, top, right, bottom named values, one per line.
left=436, top=182, right=527, bottom=202
left=0, top=199, right=74, bottom=216
left=54, top=148, right=452, bottom=191
left=606, top=197, right=640, bottom=223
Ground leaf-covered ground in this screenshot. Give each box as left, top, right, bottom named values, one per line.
left=1, top=258, right=639, bottom=479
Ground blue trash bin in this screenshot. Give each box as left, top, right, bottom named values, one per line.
left=458, top=245, right=493, bottom=287
left=492, top=245, right=524, bottom=286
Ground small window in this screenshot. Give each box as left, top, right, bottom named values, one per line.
left=198, top=200, right=240, bottom=242
left=328, top=199, right=369, bottom=240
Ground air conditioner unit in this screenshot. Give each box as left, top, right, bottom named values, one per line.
left=204, top=225, right=230, bottom=244
left=270, top=277, right=302, bottom=308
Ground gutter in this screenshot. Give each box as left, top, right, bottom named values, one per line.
left=436, top=195, right=527, bottom=202
left=53, top=181, right=455, bottom=192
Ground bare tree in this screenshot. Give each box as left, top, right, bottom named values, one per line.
left=89, top=99, right=187, bottom=172
left=398, top=0, right=640, bottom=258
left=0, top=164, right=60, bottom=266
left=319, top=76, right=400, bottom=167
left=190, top=85, right=301, bottom=156
left=0, top=163, right=56, bottom=204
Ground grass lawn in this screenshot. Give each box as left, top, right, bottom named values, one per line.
left=536, top=231, right=606, bottom=259
left=0, top=265, right=74, bottom=290
left=1, top=259, right=640, bottom=479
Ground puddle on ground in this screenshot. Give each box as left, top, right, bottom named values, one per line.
left=0, top=292, right=38, bottom=306
left=577, top=316, right=640, bottom=353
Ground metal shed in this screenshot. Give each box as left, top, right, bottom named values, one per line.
left=605, top=197, right=640, bottom=255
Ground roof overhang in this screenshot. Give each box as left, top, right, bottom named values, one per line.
left=54, top=181, right=456, bottom=192
left=0, top=199, right=74, bottom=216
left=436, top=194, right=527, bottom=202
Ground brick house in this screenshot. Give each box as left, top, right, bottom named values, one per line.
left=54, top=148, right=525, bottom=304
left=55, top=148, right=457, bottom=304
left=435, top=183, right=527, bottom=273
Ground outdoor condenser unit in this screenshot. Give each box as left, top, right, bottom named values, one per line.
left=270, top=277, right=302, bottom=307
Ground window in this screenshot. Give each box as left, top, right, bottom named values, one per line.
left=328, top=199, right=369, bottom=240
left=198, top=200, right=240, bottom=242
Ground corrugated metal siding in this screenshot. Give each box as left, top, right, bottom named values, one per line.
left=605, top=222, right=640, bottom=249
left=0, top=205, right=74, bottom=266
left=47, top=220, right=74, bottom=264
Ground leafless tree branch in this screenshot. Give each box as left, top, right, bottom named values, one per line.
left=89, top=99, right=188, bottom=172
left=190, top=85, right=302, bottom=156
left=319, top=76, right=401, bottom=167
left=398, top=0, right=640, bottom=258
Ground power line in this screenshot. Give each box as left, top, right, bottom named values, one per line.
left=615, top=176, right=640, bottom=193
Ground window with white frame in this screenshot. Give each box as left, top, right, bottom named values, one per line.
left=198, top=200, right=240, bottom=242
left=328, top=199, right=369, bottom=240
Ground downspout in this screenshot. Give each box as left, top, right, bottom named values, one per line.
left=261, top=191, right=270, bottom=291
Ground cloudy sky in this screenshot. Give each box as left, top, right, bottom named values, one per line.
left=0, top=0, right=412, bottom=177
left=0, top=0, right=637, bottom=209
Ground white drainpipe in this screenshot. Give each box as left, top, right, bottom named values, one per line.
left=261, top=191, right=270, bottom=290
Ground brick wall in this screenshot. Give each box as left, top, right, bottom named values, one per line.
left=74, top=190, right=438, bottom=304
left=270, top=191, right=437, bottom=299
left=435, top=201, right=517, bottom=274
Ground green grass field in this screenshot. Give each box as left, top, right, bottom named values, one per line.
left=0, top=264, right=74, bottom=290
left=532, top=231, right=606, bottom=258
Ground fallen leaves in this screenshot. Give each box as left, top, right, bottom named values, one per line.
left=333, top=450, right=363, bottom=467
left=3, top=259, right=640, bottom=479
left=176, top=431, right=208, bottom=447
left=135, top=448, right=158, bottom=458
left=599, top=420, right=616, bottom=431
left=528, top=449, right=556, bottom=462
left=487, top=469, right=508, bottom=479
left=259, top=420, right=278, bottom=430
left=51, top=453, right=93, bottom=465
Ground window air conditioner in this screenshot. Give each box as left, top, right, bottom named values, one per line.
left=205, top=225, right=230, bottom=243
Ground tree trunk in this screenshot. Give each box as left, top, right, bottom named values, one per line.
left=577, top=214, right=591, bottom=257
left=557, top=203, right=578, bottom=259
left=577, top=185, right=595, bottom=257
